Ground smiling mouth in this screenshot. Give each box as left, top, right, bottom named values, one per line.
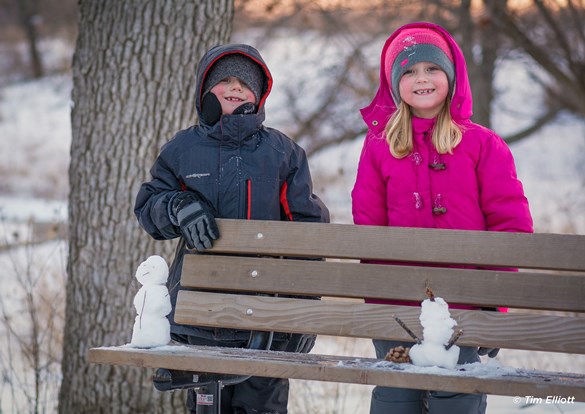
left=414, top=89, right=435, bottom=95
left=225, top=96, right=244, bottom=102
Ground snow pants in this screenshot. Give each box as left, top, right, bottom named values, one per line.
left=370, top=340, right=487, bottom=414
left=172, top=332, right=316, bottom=414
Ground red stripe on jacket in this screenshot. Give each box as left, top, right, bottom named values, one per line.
left=280, top=183, right=293, bottom=221
left=247, top=179, right=252, bottom=220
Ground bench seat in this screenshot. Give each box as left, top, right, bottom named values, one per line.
left=89, top=344, right=585, bottom=400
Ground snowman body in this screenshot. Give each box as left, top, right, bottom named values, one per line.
left=409, top=297, right=460, bottom=369
left=130, top=255, right=172, bottom=348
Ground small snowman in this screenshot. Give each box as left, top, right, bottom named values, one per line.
left=408, top=289, right=460, bottom=369
left=130, top=255, right=172, bottom=348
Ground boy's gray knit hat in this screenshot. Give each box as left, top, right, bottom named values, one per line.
left=202, top=54, right=264, bottom=103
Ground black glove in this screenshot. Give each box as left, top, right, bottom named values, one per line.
left=478, top=307, right=500, bottom=358
left=478, top=347, right=500, bottom=358
left=285, top=333, right=316, bottom=354
left=170, top=192, right=219, bottom=251
left=297, top=334, right=316, bottom=354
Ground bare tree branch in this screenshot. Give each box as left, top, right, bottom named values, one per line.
left=238, top=0, right=583, bottom=157
left=305, top=125, right=368, bottom=157
left=486, top=0, right=585, bottom=117
left=567, top=0, right=585, bottom=45
left=503, top=106, right=561, bottom=144
left=533, top=0, right=573, bottom=68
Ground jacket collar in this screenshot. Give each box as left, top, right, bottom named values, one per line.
left=412, top=116, right=436, bottom=135
left=203, top=111, right=263, bottom=147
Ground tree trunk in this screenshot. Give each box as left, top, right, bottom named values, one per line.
left=59, top=1, right=233, bottom=412
left=455, top=0, right=504, bottom=130
left=15, top=0, right=44, bottom=78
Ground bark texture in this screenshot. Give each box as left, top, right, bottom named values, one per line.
left=59, top=1, right=233, bottom=412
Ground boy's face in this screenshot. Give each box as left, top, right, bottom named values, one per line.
left=210, top=76, right=257, bottom=115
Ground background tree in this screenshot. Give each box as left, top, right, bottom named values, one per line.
left=486, top=0, right=584, bottom=142
left=0, top=0, right=77, bottom=78
left=418, top=0, right=503, bottom=130
left=235, top=0, right=583, bottom=155
left=0, top=0, right=45, bottom=78
left=234, top=0, right=415, bottom=156
left=14, top=0, right=43, bottom=78
left=59, top=1, right=234, bottom=412
left=234, top=0, right=499, bottom=155
left=485, top=0, right=585, bottom=227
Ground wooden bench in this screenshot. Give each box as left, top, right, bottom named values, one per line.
left=89, top=219, right=585, bottom=405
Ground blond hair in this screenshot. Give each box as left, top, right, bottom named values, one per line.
left=385, top=99, right=462, bottom=158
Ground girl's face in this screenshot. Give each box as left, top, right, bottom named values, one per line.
left=398, top=62, right=449, bottom=118
left=210, top=76, right=257, bottom=115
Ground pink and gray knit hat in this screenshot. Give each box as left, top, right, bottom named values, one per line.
left=385, top=27, right=455, bottom=105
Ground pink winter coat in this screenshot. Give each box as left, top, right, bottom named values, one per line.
left=351, top=22, right=533, bottom=306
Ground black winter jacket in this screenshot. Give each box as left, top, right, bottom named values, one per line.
left=134, top=44, right=329, bottom=338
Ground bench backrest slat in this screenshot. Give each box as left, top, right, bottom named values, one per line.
left=175, top=291, right=585, bottom=354
left=207, top=220, right=585, bottom=271
left=183, top=255, right=585, bottom=312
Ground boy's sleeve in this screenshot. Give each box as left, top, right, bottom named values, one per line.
left=477, top=133, right=533, bottom=233
left=281, top=145, right=330, bottom=223
left=134, top=153, right=183, bottom=240
left=351, top=134, right=388, bottom=226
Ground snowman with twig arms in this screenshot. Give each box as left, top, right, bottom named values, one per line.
left=389, top=288, right=463, bottom=369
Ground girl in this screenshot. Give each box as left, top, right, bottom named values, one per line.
left=351, top=22, right=533, bottom=414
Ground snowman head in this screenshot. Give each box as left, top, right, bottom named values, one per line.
left=135, top=255, right=169, bottom=285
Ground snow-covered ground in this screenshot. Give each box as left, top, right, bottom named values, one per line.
left=0, top=33, right=584, bottom=413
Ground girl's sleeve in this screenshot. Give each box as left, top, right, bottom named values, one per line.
left=351, top=134, right=389, bottom=226
left=134, top=153, right=183, bottom=240
left=477, top=133, right=533, bottom=233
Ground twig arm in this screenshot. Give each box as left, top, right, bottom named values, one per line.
left=393, top=315, right=422, bottom=344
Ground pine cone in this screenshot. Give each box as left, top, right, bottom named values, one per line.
left=385, top=346, right=411, bottom=363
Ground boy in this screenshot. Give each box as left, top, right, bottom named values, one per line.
left=134, top=44, right=329, bottom=414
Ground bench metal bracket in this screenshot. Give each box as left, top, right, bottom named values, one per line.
left=152, top=330, right=274, bottom=413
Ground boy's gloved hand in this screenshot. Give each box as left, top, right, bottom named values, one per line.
left=477, top=347, right=500, bottom=358
left=170, top=192, right=219, bottom=251
left=478, top=307, right=500, bottom=358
